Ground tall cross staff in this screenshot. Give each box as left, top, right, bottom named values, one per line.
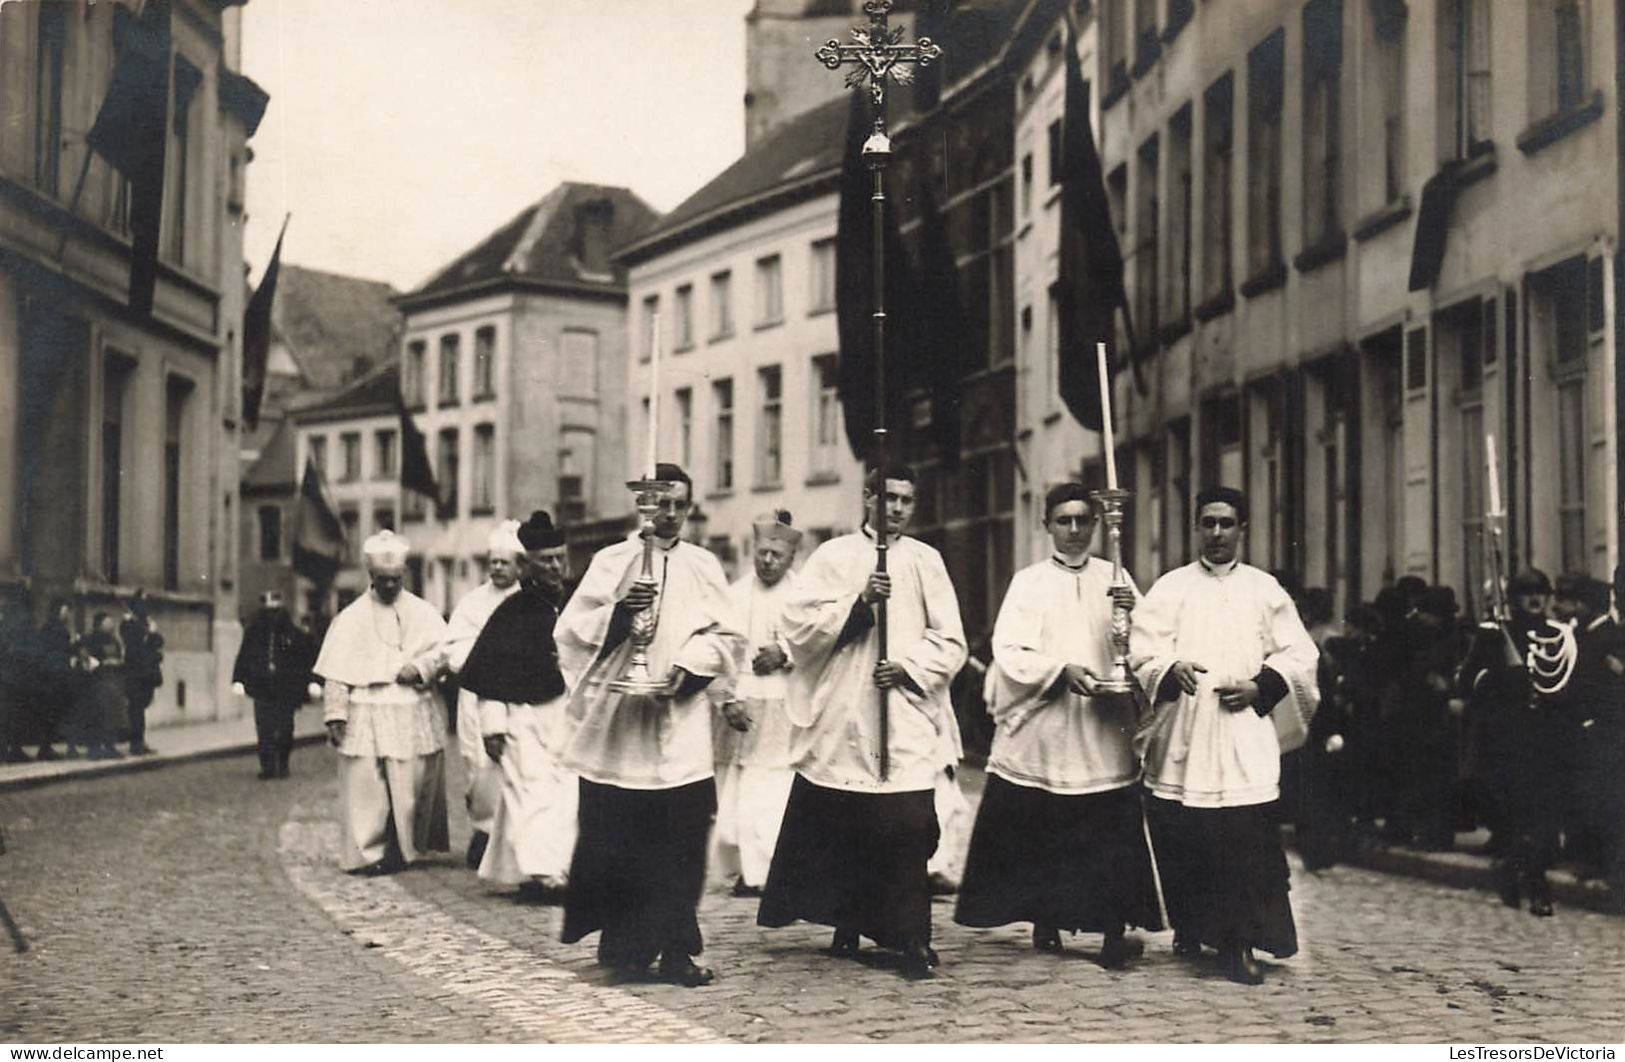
left=815, top=0, right=942, bottom=781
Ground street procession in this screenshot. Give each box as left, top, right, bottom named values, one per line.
left=2, top=0, right=1624, bottom=1049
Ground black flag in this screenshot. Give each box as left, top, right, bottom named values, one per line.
left=86, top=0, right=171, bottom=316
left=241, top=218, right=287, bottom=432
left=835, top=90, right=918, bottom=460
left=1055, top=17, right=1138, bottom=432
left=292, top=457, right=344, bottom=585
left=397, top=394, right=440, bottom=513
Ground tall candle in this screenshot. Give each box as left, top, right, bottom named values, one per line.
left=1486, top=432, right=1501, bottom=517
left=1096, top=342, right=1118, bottom=491
left=646, top=313, right=661, bottom=480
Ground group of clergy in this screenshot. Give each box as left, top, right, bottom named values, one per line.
left=311, top=461, right=1318, bottom=989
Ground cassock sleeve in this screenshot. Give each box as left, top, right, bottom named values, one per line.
left=668, top=550, right=747, bottom=691
left=780, top=541, right=859, bottom=727
left=892, top=548, right=968, bottom=707
left=986, top=568, right=1065, bottom=724
left=443, top=594, right=486, bottom=673
left=1130, top=569, right=1185, bottom=704
left=322, top=679, right=350, bottom=724
left=1256, top=580, right=1321, bottom=722
left=554, top=545, right=636, bottom=691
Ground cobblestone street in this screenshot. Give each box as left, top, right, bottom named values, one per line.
left=3, top=747, right=1623, bottom=1043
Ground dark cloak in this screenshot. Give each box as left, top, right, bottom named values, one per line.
left=457, top=584, right=566, bottom=705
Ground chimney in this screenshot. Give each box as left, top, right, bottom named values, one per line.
left=573, top=198, right=615, bottom=279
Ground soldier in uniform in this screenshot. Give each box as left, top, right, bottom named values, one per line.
left=1460, top=568, right=1577, bottom=916
left=233, top=591, right=318, bottom=780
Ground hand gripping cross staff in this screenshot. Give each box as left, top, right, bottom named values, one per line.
left=815, top=0, right=942, bottom=781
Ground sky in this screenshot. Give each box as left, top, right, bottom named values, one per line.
left=240, top=0, right=756, bottom=292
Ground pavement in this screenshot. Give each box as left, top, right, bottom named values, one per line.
left=2, top=736, right=1623, bottom=1043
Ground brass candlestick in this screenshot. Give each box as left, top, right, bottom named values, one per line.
left=606, top=476, right=675, bottom=695
left=1090, top=487, right=1135, bottom=694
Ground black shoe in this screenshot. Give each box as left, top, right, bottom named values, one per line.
left=899, top=941, right=937, bottom=980
left=1172, top=931, right=1201, bottom=957
left=1529, top=897, right=1554, bottom=917
left=1099, top=931, right=1133, bottom=970
left=276, top=757, right=290, bottom=778
left=826, top=927, right=860, bottom=959
left=1222, top=945, right=1264, bottom=985
left=129, top=743, right=155, bottom=756
left=466, top=830, right=490, bottom=870
left=256, top=769, right=274, bottom=781
left=34, top=746, right=60, bottom=762
left=1032, top=925, right=1062, bottom=953
left=1496, top=862, right=1522, bottom=909
left=658, top=957, right=716, bottom=987
left=730, top=878, right=762, bottom=898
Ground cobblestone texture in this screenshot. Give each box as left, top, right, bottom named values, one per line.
left=3, top=746, right=1623, bottom=1043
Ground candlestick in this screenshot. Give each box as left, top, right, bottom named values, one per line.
left=1096, top=342, right=1118, bottom=491
left=645, top=313, right=661, bottom=480
left=1486, top=432, right=1502, bottom=517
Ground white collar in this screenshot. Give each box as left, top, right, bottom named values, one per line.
left=1198, top=556, right=1240, bottom=576
left=1050, top=553, right=1092, bottom=572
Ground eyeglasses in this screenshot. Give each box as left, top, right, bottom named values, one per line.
left=1199, top=516, right=1238, bottom=530
left=1050, top=516, right=1097, bottom=529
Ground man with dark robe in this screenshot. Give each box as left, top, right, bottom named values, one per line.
left=232, top=590, right=318, bottom=779
left=460, top=511, right=578, bottom=897
left=120, top=591, right=164, bottom=756
left=1132, top=486, right=1319, bottom=985
left=1553, top=574, right=1625, bottom=900
left=758, top=465, right=967, bottom=980
left=445, top=521, right=524, bottom=868
left=555, top=464, right=745, bottom=987
left=1462, top=568, right=1576, bottom=916
left=954, top=483, right=1162, bottom=967
left=314, top=530, right=451, bottom=874
left=1388, top=586, right=1469, bottom=850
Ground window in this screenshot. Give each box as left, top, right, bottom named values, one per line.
left=101, top=355, right=132, bottom=581
left=163, top=377, right=193, bottom=590
left=710, top=271, right=733, bottom=339
left=1530, top=0, right=1589, bottom=118
left=755, top=254, right=783, bottom=326
left=374, top=429, right=397, bottom=480
left=675, top=387, right=693, bottom=468
left=1047, top=285, right=1063, bottom=406
left=561, top=330, right=599, bottom=398
left=641, top=294, right=659, bottom=362
left=811, top=354, right=841, bottom=477
left=558, top=429, right=592, bottom=524
left=257, top=505, right=282, bottom=562
left=1366, top=0, right=1407, bottom=209
left=1165, top=105, right=1193, bottom=326
left=34, top=3, right=65, bottom=196
left=1047, top=120, right=1063, bottom=186
left=473, top=326, right=496, bottom=399
left=340, top=432, right=361, bottom=482
left=757, top=366, right=783, bottom=486
left=1133, top=0, right=1159, bottom=68
left=438, top=334, right=460, bottom=406
left=1202, top=73, right=1235, bottom=300
left=713, top=378, right=735, bottom=491
left=168, top=58, right=202, bottom=266
left=403, top=484, right=425, bottom=522
left=437, top=427, right=460, bottom=518
left=1246, top=31, right=1285, bottom=277
left=471, top=424, right=495, bottom=514
left=1440, top=0, right=1492, bottom=160
left=1104, top=0, right=1129, bottom=93
left=373, top=504, right=396, bottom=534
left=309, top=435, right=327, bottom=477
left=809, top=239, right=836, bottom=313
left=1303, top=0, right=1343, bottom=249
left=1541, top=258, right=1590, bottom=571
left=1134, top=135, right=1159, bottom=346
left=339, top=507, right=360, bottom=561
left=674, top=285, right=694, bottom=349
left=403, top=341, right=426, bottom=407
left=1020, top=154, right=1034, bottom=217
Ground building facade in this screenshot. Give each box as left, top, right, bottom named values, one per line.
left=1058, top=0, right=1621, bottom=617
left=0, top=0, right=267, bottom=724
left=392, top=182, right=656, bottom=614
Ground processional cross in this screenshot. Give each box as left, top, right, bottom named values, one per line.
left=815, top=0, right=942, bottom=781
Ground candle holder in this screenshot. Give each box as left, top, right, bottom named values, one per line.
left=1090, top=487, right=1135, bottom=695
left=606, top=476, right=677, bottom=696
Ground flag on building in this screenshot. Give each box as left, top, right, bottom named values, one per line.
left=835, top=89, right=919, bottom=461
left=292, top=457, right=344, bottom=585
left=241, top=217, right=287, bottom=432
left=85, top=0, right=171, bottom=317
left=1055, top=17, right=1138, bottom=432
left=914, top=180, right=965, bottom=467
left=397, top=394, right=439, bottom=513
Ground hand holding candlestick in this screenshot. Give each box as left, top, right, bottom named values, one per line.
left=1091, top=342, right=1134, bottom=694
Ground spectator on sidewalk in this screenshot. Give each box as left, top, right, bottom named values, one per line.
left=233, top=591, right=318, bottom=780
left=31, top=600, right=78, bottom=760
left=76, top=613, right=130, bottom=761
left=1, top=594, right=33, bottom=762
left=1389, top=586, right=1469, bottom=851
left=1553, top=574, right=1625, bottom=895
left=120, top=591, right=164, bottom=756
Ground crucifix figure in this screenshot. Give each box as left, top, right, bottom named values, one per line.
left=814, top=0, right=941, bottom=780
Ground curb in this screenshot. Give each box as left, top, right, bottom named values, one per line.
left=0, top=731, right=328, bottom=794
left=1342, top=841, right=1619, bottom=916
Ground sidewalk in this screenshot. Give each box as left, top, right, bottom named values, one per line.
left=0, top=709, right=329, bottom=792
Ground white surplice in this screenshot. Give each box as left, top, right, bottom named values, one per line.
left=984, top=556, right=1143, bottom=795
left=1130, top=560, right=1319, bottom=808
left=446, top=580, right=520, bottom=832
left=781, top=530, right=967, bottom=794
